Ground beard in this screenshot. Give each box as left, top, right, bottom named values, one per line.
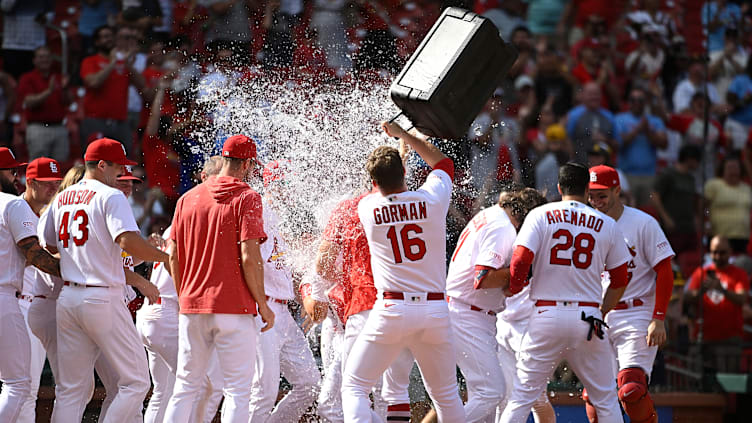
left=1, top=176, right=18, bottom=195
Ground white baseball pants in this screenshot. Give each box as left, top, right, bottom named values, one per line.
left=27, top=297, right=59, bottom=383
left=499, top=303, right=622, bottom=423
left=342, top=298, right=465, bottom=423
left=317, top=313, right=345, bottom=423
left=449, top=301, right=505, bottom=423
left=16, top=298, right=49, bottom=423
left=605, top=305, right=658, bottom=376
left=164, top=313, right=257, bottom=423
left=51, top=285, right=150, bottom=423
left=0, top=288, right=31, bottom=422
left=250, top=300, right=321, bottom=423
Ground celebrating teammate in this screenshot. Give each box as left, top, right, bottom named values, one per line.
left=588, top=165, right=675, bottom=423
left=341, top=122, right=465, bottom=422
left=500, top=162, right=631, bottom=423
left=40, top=138, right=168, bottom=422
left=445, top=187, right=546, bottom=422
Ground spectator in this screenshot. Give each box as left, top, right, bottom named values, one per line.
left=17, top=46, right=72, bottom=162
left=565, top=82, right=619, bottom=164
left=625, top=0, right=678, bottom=46
left=480, top=0, right=526, bottom=41
left=262, top=0, right=303, bottom=69
left=115, top=26, right=149, bottom=138
left=525, top=0, right=568, bottom=38
left=725, top=58, right=752, bottom=151
left=79, top=1, right=120, bottom=55
left=0, top=71, right=17, bottom=147
left=571, top=41, right=620, bottom=109
left=652, top=145, right=703, bottom=256
left=704, top=155, right=752, bottom=254
left=708, top=28, right=748, bottom=108
left=143, top=77, right=181, bottom=201
left=534, top=123, right=570, bottom=201
left=672, top=58, right=721, bottom=113
left=615, top=87, right=668, bottom=206
left=534, top=44, right=575, bottom=118
left=80, top=25, right=146, bottom=154
left=506, top=26, right=536, bottom=82
left=686, top=235, right=748, bottom=372
left=199, top=0, right=254, bottom=57
left=0, top=0, right=51, bottom=79
left=625, top=26, right=666, bottom=91
left=310, top=0, right=352, bottom=71
left=702, top=0, right=742, bottom=53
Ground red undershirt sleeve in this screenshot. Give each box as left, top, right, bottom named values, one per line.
left=652, top=257, right=673, bottom=321
left=509, top=246, right=534, bottom=294
left=607, top=263, right=629, bottom=289
left=432, top=158, right=455, bottom=182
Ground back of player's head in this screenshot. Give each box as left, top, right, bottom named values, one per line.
left=366, top=146, right=404, bottom=191
left=202, top=155, right=223, bottom=178
left=501, top=187, right=547, bottom=225
left=558, top=162, right=589, bottom=196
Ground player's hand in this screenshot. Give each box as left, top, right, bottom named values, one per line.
left=646, top=318, right=667, bottom=347
left=503, top=287, right=514, bottom=297
left=301, top=313, right=315, bottom=334
left=303, top=296, right=328, bottom=323
left=148, top=233, right=166, bottom=249
left=140, top=281, right=161, bottom=305
left=258, top=304, right=275, bottom=332
left=382, top=120, right=408, bottom=139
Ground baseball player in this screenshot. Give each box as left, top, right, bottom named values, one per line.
left=40, top=138, right=168, bottom=423
left=164, top=134, right=274, bottom=423
left=17, top=158, right=63, bottom=423
left=587, top=165, right=675, bottom=423
left=0, top=148, right=61, bottom=422
left=248, top=166, right=321, bottom=423
left=445, top=187, right=546, bottom=422
left=499, top=162, right=631, bottom=423
left=341, top=122, right=465, bottom=422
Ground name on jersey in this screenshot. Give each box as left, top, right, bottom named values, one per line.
left=57, top=189, right=96, bottom=207
left=546, top=209, right=603, bottom=232
left=373, top=201, right=427, bottom=225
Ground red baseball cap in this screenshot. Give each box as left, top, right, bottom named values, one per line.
left=26, top=157, right=63, bottom=181
left=117, top=165, right=142, bottom=183
left=222, top=134, right=258, bottom=160
left=589, top=165, right=620, bottom=189
left=84, top=138, right=137, bottom=166
left=0, top=147, right=27, bottom=168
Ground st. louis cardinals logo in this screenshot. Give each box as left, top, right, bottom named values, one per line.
left=266, top=237, right=286, bottom=270
left=49, top=161, right=59, bottom=174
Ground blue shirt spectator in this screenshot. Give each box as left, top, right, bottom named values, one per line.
left=616, top=112, right=667, bottom=175
left=702, top=0, right=742, bottom=53
left=728, top=73, right=752, bottom=126
left=566, top=83, right=620, bottom=164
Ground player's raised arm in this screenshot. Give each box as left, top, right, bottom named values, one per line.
left=381, top=121, right=447, bottom=169
left=117, top=231, right=169, bottom=263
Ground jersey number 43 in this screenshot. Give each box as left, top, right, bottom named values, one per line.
left=58, top=210, right=90, bottom=247
left=549, top=229, right=595, bottom=269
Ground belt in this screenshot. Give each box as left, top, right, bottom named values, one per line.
left=448, top=297, right=496, bottom=316
left=34, top=295, right=47, bottom=299
left=17, top=293, right=34, bottom=302
left=266, top=296, right=288, bottom=305
left=383, top=292, right=445, bottom=301
left=613, top=298, right=644, bottom=310
left=535, top=300, right=600, bottom=308
left=63, top=281, right=107, bottom=288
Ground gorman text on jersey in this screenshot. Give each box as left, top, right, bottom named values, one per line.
left=373, top=201, right=427, bottom=225
left=57, top=189, right=96, bottom=207
left=545, top=209, right=604, bottom=232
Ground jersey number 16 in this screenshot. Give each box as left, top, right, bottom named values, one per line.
left=386, top=224, right=426, bottom=264
left=58, top=210, right=90, bottom=247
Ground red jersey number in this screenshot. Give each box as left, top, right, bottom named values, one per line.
left=58, top=210, right=90, bottom=247
left=550, top=229, right=595, bottom=269
left=386, top=224, right=426, bottom=264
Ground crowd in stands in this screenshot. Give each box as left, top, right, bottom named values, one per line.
left=3, top=0, right=752, bottom=385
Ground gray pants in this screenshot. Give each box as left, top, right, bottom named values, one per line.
left=80, top=118, right=133, bottom=155
left=25, top=123, right=69, bottom=162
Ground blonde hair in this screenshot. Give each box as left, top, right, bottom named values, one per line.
left=58, top=165, right=85, bottom=193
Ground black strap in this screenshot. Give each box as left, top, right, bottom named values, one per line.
left=581, top=311, right=609, bottom=341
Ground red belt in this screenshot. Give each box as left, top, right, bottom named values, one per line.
left=448, top=297, right=496, bottom=316
left=34, top=295, right=47, bottom=299
left=383, top=292, right=446, bottom=301
left=613, top=298, right=644, bottom=310
left=266, top=296, right=288, bottom=305
left=63, top=281, right=107, bottom=288
left=535, top=300, right=600, bottom=308
left=17, top=293, right=34, bottom=302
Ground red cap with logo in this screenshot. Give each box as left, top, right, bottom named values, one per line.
left=222, top=134, right=258, bottom=161
left=0, top=147, right=27, bottom=168
left=117, top=165, right=142, bottom=182
left=26, top=157, right=63, bottom=181
left=589, top=165, right=620, bottom=189
left=84, top=138, right=137, bottom=166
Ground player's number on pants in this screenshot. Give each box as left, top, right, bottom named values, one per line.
left=549, top=229, right=595, bottom=269
left=386, top=224, right=426, bottom=263
left=58, top=210, right=90, bottom=247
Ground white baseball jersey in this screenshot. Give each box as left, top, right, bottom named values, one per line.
left=21, top=207, right=41, bottom=295
left=514, top=200, right=631, bottom=303
left=31, top=207, right=64, bottom=298
left=0, top=192, right=38, bottom=290
left=150, top=225, right=177, bottom=301
left=261, top=198, right=295, bottom=300
left=601, top=206, right=674, bottom=302
left=358, top=166, right=452, bottom=293
left=446, top=205, right=515, bottom=311
left=41, top=179, right=139, bottom=287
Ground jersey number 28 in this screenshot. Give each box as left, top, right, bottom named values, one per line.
left=386, top=224, right=426, bottom=263
left=58, top=210, right=89, bottom=247
left=549, top=229, right=595, bottom=269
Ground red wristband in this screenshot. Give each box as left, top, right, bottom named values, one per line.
left=300, top=284, right=312, bottom=299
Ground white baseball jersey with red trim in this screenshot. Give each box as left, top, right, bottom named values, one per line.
left=358, top=168, right=452, bottom=293
left=514, top=200, right=631, bottom=303
left=41, top=179, right=139, bottom=287
left=150, top=225, right=177, bottom=301
left=601, top=206, right=674, bottom=302
left=446, top=205, right=515, bottom=310
left=0, top=193, right=38, bottom=290
left=260, top=198, right=294, bottom=301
